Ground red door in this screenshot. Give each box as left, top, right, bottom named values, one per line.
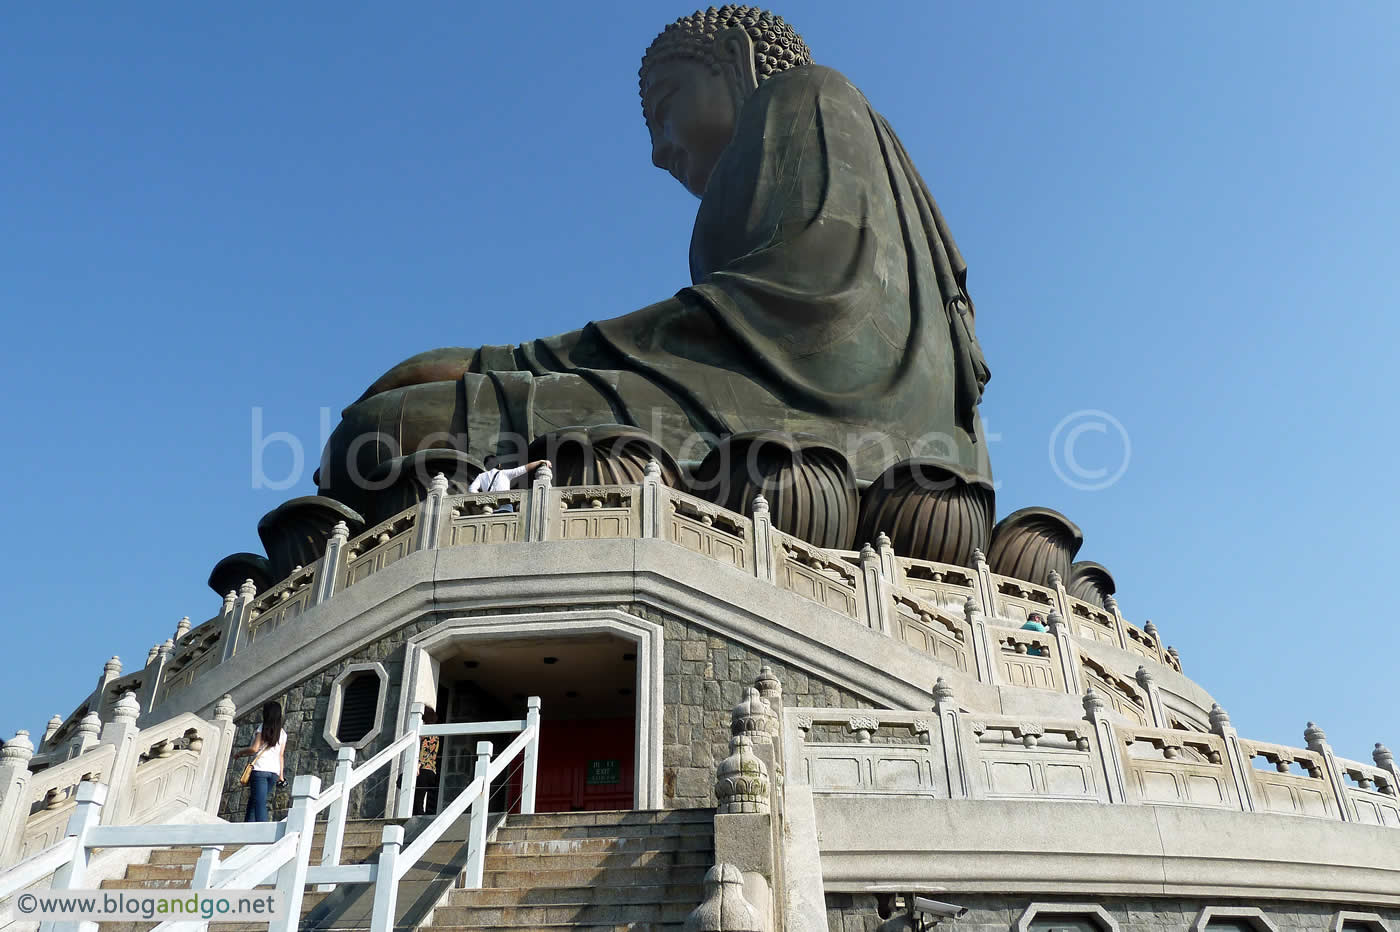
left=530, top=717, right=635, bottom=811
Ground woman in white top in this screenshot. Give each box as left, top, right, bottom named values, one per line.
left=234, top=701, right=287, bottom=822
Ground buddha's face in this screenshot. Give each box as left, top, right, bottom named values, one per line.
left=643, top=58, right=740, bottom=198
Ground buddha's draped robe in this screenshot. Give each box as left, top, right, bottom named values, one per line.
left=320, top=64, right=992, bottom=495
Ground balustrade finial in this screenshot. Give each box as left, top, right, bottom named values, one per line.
left=1, top=730, right=34, bottom=764
left=175, top=616, right=191, bottom=640
left=1103, top=593, right=1119, bottom=611
left=158, top=638, right=175, bottom=660
left=715, top=734, right=770, bottom=815
left=146, top=644, right=160, bottom=665
left=103, top=655, right=122, bottom=678
left=44, top=715, right=63, bottom=742
left=535, top=461, right=553, bottom=485
left=75, top=711, right=101, bottom=741
left=684, top=863, right=762, bottom=932
left=963, top=596, right=981, bottom=621
left=213, top=694, right=236, bottom=721
left=1134, top=665, right=1154, bottom=688
left=751, top=493, right=769, bottom=517
left=753, top=664, right=781, bottom=704
left=113, top=691, right=141, bottom=724
left=859, top=542, right=876, bottom=560
left=972, top=547, right=987, bottom=566
left=1082, top=687, right=1105, bottom=719
left=1048, top=569, right=1062, bottom=587
left=932, top=676, right=955, bottom=706
left=1304, top=721, right=1328, bottom=750
left=731, top=686, right=777, bottom=743
left=1143, top=620, right=1160, bottom=637
left=330, top=520, right=350, bottom=543
left=643, top=458, right=662, bottom=482
left=1047, top=610, right=1065, bottom=634
left=1375, top=744, right=1396, bottom=769
left=238, top=578, right=258, bottom=600
left=1209, top=703, right=1232, bottom=733
left=1166, top=645, right=1181, bottom=665
left=223, top=590, right=238, bottom=614
left=430, top=472, right=449, bottom=494
left=875, top=530, right=891, bottom=550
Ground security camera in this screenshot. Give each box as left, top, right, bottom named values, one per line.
left=874, top=893, right=967, bottom=929
left=912, top=896, right=968, bottom=919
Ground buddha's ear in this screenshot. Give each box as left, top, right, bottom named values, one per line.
left=713, top=26, right=759, bottom=98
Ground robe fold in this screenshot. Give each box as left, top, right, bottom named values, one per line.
left=322, top=64, right=992, bottom=495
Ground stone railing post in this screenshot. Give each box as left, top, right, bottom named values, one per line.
left=143, top=639, right=175, bottom=711
left=1304, top=722, right=1354, bottom=822
left=684, top=863, right=764, bottom=932
left=640, top=458, right=665, bottom=539
left=859, top=544, right=893, bottom=635
left=1166, top=645, right=1183, bottom=672
left=43, top=715, right=63, bottom=747
left=932, top=678, right=972, bottom=799
left=1142, top=620, right=1168, bottom=664
left=1083, top=689, right=1128, bottom=804
left=526, top=461, right=553, bottom=542
left=205, top=694, right=238, bottom=815
left=1102, top=594, right=1132, bottom=652
left=965, top=597, right=998, bottom=686
left=413, top=473, right=450, bottom=551
left=875, top=531, right=897, bottom=582
left=95, top=655, right=123, bottom=705
left=712, top=732, right=773, bottom=931
left=312, top=522, right=351, bottom=607
left=970, top=548, right=996, bottom=618
left=1134, top=665, right=1168, bottom=728
left=1046, top=610, right=1082, bottom=695
left=1210, top=704, right=1256, bottom=812
left=1047, top=569, right=1073, bottom=624
left=69, top=712, right=102, bottom=761
left=0, top=730, right=36, bottom=867
left=750, top=494, right=776, bottom=584
left=1375, top=744, right=1400, bottom=797
left=99, top=692, right=144, bottom=824
left=221, top=578, right=260, bottom=662
left=394, top=701, right=426, bottom=818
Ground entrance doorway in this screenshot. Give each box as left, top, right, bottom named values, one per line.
left=430, top=633, right=638, bottom=813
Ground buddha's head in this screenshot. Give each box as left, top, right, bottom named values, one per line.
left=640, top=6, right=812, bottom=197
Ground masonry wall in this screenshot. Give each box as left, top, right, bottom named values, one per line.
left=218, top=602, right=875, bottom=818
left=825, top=893, right=1400, bottom=931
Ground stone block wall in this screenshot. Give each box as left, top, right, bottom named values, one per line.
left=825, top=893, right=1400, bottom=931
left=217, top=601, right=880, bottom=818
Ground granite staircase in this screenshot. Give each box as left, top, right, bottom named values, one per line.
left=96, top=818, right=401, bottom=930
left=426, top=808, right=715, bottom=932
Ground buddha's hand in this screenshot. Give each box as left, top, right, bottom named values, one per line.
left=358, top=347, right=478, bottom=401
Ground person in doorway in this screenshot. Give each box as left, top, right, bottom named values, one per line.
left=466, top=455, right=550, bottom=512
left=234, top=701, right=286, bottom=822
left=415, top=707, right=441, bottom=816
left=1021, top=612, right=1048, bottom=657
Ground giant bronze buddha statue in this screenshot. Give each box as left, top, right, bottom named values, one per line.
left=314, top=6, right=998, bottom=559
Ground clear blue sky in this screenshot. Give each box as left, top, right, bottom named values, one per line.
left=2, top=3, right=1396, bottom=762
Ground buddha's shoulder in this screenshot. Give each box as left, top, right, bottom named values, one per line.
left=763, top=64, right=867, bottom=103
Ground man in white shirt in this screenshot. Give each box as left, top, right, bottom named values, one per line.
left=468, top=455, right=550, bottom=512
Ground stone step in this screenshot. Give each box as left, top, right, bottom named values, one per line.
left=494, top=821, right=715, bottom=841
left=446, top=883, right=703, bottom=907
left=502, top=809, right=713, bottom=829
left=482, top=865, right=709, bottom=889
left=490, top=834, right=712, bottom=855
left=430, top=900, right=695, bottom=926
left=483, top=848, right=712, bottom=871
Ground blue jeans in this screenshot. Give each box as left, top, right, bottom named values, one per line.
left=245, top=771, right=277, bottom=822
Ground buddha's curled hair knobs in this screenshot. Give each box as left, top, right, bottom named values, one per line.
left=639, top=5, right=813, bottom=105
